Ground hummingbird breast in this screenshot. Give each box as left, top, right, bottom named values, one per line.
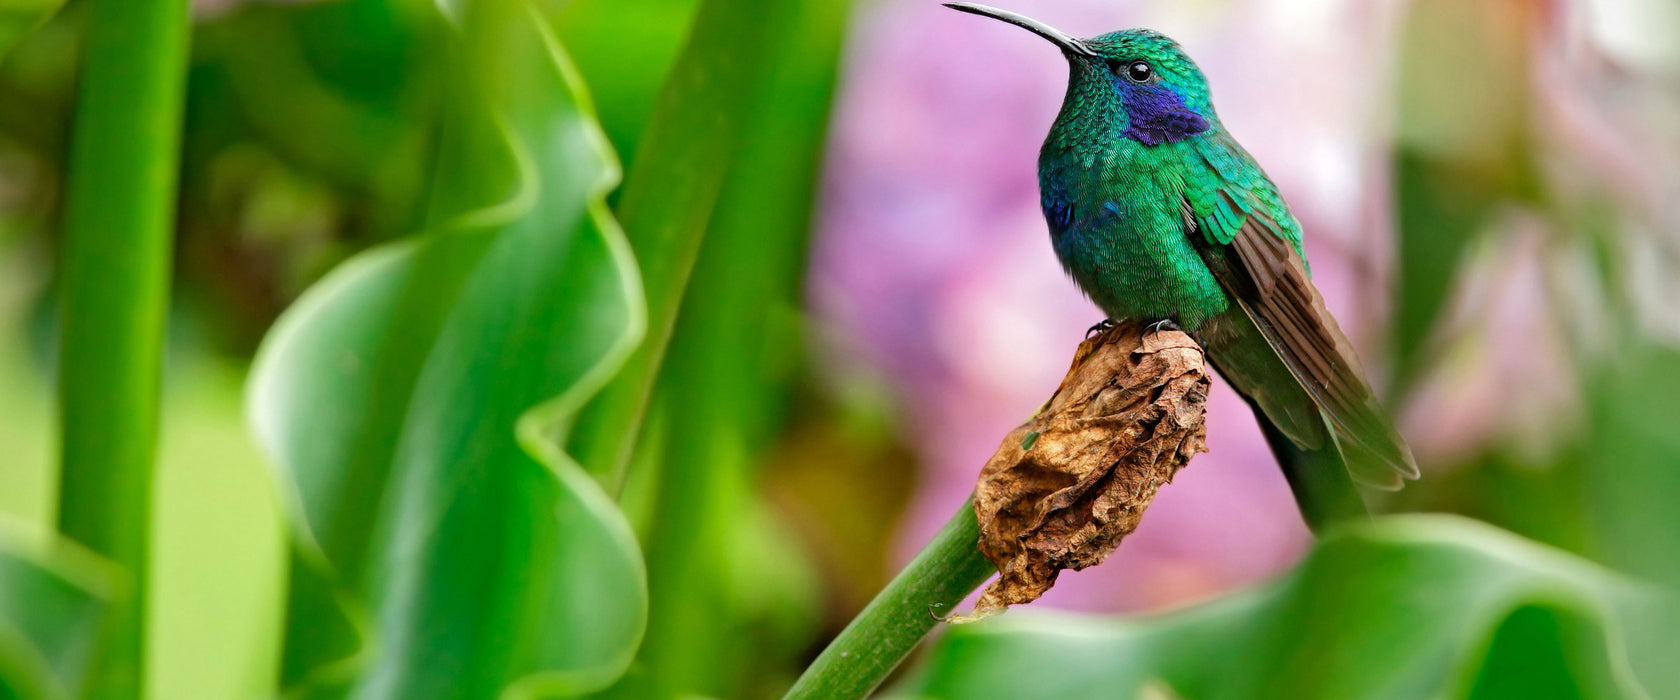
left=1038, top=140, right=1231, bottom=330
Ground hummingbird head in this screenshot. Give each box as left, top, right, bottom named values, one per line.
left=946, top=3, right=1215, bottom=146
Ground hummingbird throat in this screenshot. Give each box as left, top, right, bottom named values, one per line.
left=1116, top=80, right=1208, bottom=146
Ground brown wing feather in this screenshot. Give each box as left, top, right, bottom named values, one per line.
left=1211, top=215, right=1419, bottom=485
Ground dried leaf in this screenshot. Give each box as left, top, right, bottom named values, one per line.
left=966, top=322, right=1210, bottom=619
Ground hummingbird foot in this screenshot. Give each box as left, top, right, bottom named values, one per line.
left=1085, top=318, right=1117, bottom=338
left=1146, top=318, right=1182, bottom=336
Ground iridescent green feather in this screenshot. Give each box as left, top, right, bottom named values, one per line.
left=952, top=2, right=1420, bottom=529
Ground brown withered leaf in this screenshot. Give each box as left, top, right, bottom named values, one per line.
left=965, top=322, right=1210, bottom=619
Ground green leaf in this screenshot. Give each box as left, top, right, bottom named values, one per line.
left=0, top=0, right=63, bottom=60
left=1577, top=344, right=1680, bottom=592
left=566, top=0, right=792, bottom=486
left=552, top=0, right=700, bottom=167
left=625, top=0, right=850, bottom=697
left=246, top=0, right=647, bottom=696
left=891, top=515, right=1680, bottom=700
left=0, top=528, right=116, bottom=700
left=192, top=1, right=434, bottom=243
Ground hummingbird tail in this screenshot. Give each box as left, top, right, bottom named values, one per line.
left=1241, top=394, right=1368, bottom=533
left=1205, top=312, right=1371, bottom=533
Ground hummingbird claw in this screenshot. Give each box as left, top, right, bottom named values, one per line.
left=1147, top=318, right=1181, bottom=336
left=928, top=602, right=952, bottom=622
left=1086, top=319, right=1117, bottom=338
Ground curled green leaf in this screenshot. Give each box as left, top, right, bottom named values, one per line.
left=247, top=1, right=647, bottom=696
left=891, top=515, right=1680, bottom=700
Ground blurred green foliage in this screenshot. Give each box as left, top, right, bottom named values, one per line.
left=1382, top=0, right=1680, bottom=592
left=1, top=0, right=1678, bottom=697
left=247, top=0, right=649, bottom=694
left=893, top=516, right=1680, bottom=699
left=0, top=0, right=63, bottom=60
left=53, top=0, right=190, bottom=691
left=614, top=2, right=851, bottom=698
left=0, top=531, right=113, bottom=700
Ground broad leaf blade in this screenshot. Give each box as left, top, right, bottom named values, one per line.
left=567, top=0, right=787, bottom=485
left=0, top=530, right=115, bottom=700
left=892, top=515, right=1679, bottom=700
left=247, top=0, right=647, bottom=696
left=626, top=0, right=850, bottom=696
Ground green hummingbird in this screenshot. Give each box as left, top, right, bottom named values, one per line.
left=948, top=3, right=1418, bottom=531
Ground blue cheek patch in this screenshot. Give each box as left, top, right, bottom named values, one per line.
left=1117, top=82, right=1209, bottom=145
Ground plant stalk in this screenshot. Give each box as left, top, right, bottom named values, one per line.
left=783, top=497, right=995, bottom=700
left=56, top=0, right=190, bottom=695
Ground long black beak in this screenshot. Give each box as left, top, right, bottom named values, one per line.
left=944, top=3, right=1096, bottom=58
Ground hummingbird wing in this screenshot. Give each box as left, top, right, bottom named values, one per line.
left=1183, top=134, right=1419, bottom=487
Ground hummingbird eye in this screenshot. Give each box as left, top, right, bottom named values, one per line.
left=1124, top=60, right=1154, bottom=83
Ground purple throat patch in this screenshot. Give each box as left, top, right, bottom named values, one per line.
left=1119, top=82, right=1209, bottom=145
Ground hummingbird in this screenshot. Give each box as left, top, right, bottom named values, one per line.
left=947, top=3, right=1418, bottom=531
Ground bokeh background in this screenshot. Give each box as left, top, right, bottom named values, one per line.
left=2, top=0, right=1678, bottom=697
left=818, top=0, right=1680, bottom=612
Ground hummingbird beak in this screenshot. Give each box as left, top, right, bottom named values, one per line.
left=943, top=3, right=1096, bottom=58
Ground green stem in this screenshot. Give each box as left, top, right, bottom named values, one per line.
left=56, top=0, right=190, bottom=695
left=783, top=498, right=996, bottom=700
